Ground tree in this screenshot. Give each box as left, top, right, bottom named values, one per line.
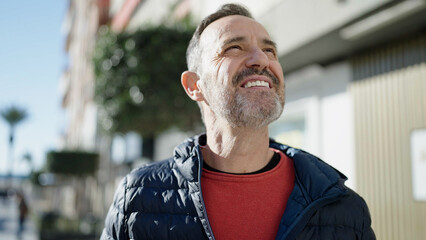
left=1, top=105, right=28, bottom=178
left=93, top=26, right=202, bottom=158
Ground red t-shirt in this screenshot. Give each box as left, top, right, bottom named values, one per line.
left=201, top=149, right=295, bottom=240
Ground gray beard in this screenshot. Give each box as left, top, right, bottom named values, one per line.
left=226, top=90, right=284, bottom=129
left=205, top=83, right=285, bottom=129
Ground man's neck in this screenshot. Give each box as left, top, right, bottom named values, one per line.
left=202, top=118, right=274, bottom=174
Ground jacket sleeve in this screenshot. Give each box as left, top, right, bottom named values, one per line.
left=100, top=176, right=128, bottom=240
left=361, top=197, right=376, bottom=240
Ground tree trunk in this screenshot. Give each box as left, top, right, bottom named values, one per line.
left=7, top=129, right=14, bottom=181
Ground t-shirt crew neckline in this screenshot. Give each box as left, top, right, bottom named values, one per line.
left=201, top=149, right=287, bottom=181
left=202, top=150, right=281, bottom=176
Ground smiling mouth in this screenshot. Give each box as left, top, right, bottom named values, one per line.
left=243, top=80, right=270, bottom=88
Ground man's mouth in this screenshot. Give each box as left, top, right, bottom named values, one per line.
left=243, top=80, right=270, bottom=88
left=233, top=69, right=278, bottom=89
left=239, top=75, right=272, bottom=89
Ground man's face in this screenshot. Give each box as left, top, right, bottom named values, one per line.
left=198, top=15, right=285, bottom=129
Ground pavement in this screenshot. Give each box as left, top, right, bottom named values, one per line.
left=0, top=197, right=38, bottom=240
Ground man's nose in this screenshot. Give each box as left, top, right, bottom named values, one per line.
left=245, top=47, right=269, bottom=70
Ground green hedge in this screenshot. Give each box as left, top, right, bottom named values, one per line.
left=36, top=212, right=100, bottom=240
left=46, top=151, right=99, bottom=175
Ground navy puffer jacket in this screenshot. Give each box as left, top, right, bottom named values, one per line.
left=101, top=134, right=375, bottom=240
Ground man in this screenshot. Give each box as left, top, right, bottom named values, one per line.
left=101, top=4, right=375, bottom=240
left=16, top=191, right=29, bottom=238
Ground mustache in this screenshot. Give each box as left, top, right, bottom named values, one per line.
left=232, top=68, right=279, bottom=87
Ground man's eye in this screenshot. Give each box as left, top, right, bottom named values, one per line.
left=225, top=45, right=242, bottom=52
left=263, top=48, right=276, bottom=57
left=264, top=48, right=276, bottom=55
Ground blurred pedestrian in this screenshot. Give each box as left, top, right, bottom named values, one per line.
left=102, top=3, right=375, bottom=239
left=15, top=191, right=28, bottom=238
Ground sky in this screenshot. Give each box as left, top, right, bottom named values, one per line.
left=0, top=1, right=68, bottom=176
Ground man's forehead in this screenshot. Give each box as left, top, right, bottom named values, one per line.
left=200, top=15, right=271, bottom=45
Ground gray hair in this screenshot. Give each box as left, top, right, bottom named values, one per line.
left=186, top=4, right=253, bottom=74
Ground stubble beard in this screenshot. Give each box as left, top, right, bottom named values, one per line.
left=202, top=69, right=285, bottom=129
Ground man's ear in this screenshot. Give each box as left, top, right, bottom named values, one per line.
left=181, top=71, right=204, bottom=101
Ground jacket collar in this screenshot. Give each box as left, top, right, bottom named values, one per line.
left=174, top=134, right=347, bottom=197
left=270, top=139, right=348, bottom=203
left=172, top=134, right=204, bottom=182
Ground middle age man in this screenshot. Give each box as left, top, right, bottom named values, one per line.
left=101, top=4, right=375, bottom=239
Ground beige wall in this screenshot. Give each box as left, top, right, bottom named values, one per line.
left=351, top=35, right=426, bottom=239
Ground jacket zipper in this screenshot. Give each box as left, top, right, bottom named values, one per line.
left=195, top=146, right=216, bottom=240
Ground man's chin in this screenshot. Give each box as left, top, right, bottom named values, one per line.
left=229, top=105, right=283, bottom=129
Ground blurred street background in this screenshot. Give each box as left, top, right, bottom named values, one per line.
left=0, top=195, right=38, bottom=240
left=1, top=0, right=426, bottom=239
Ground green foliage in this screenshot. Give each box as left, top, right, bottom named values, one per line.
left=0, top=105, right=28, bottom=128
left=93, top=26, right=201, bottom=137
left=46, top=151, right=99, bottom=176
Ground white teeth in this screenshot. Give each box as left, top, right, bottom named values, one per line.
left=244, top=81, right=269, bottom=88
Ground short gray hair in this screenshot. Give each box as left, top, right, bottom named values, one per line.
left=186, top=4, right=253, bottom=74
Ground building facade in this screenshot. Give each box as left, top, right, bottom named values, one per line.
left=61, top=0, right=426, bottom=238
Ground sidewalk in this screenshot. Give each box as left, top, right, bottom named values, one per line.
left=0, top=197, right=38, bottom=240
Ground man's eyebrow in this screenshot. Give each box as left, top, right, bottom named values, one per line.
left=222, top=37, right=277, bottom=49
left=223, top=36, right=246, bottom=46
left=263, top=39, right=277, bottom=49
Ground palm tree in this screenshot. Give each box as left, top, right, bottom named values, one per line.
left=1, top=105, right=28, bottom=178
left=22, top=152, right=33, bottom=172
